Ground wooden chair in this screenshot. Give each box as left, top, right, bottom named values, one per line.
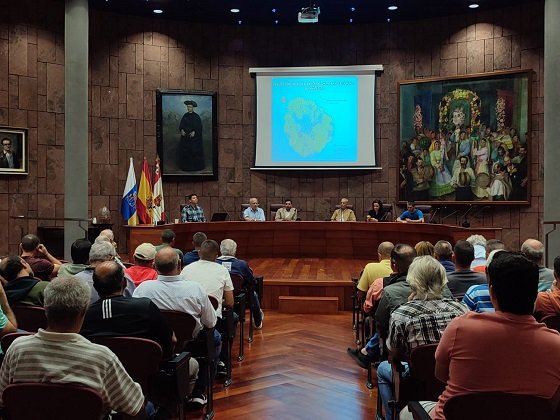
left=541, top=314, right=560, bottom=332
left=1, top=332, right=34, bottom=353
left=2, top=383, right=104, bottom=420
left=11, top=305, right=47, bottom=332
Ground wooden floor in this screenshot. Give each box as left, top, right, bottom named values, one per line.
left=190, top=311, right=378, bottom=419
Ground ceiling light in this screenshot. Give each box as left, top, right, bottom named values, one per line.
left=388, top=5, right=398, bottom=11
left=272, top=8, right=277, bottom=13
left=350, top=7, right=356, bottom=12
left=238, top=20, right=242, bottom=24
left=230, top=8, right=240, bottom=13
left=349, top=18, right=353, bottom=23
left=275, top=19, right=279, bottom=24
left=386, top=17, right=391, bottom=22
left=153, top=9, right=162, bottom=13
left=469, top=3, right=479, bottom=8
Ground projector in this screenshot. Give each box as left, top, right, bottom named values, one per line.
left=298, top=6, right=320, bottom=23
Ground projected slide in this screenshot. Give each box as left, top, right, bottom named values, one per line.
left=271, top=76, right=358, bottom=162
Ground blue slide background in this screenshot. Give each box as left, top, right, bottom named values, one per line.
left=271, top=76, right=358, bottom=162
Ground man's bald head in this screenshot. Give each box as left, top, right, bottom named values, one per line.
left=93, top=261, right=124, bottom=297
left=199, top=240, right=220, bottom=261
left=521, top=238, right=545, bottom=264
left=377, top=242, right=394, bottom=260
left=155, top=247, right=180, bottom=275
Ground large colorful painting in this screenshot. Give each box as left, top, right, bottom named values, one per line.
left=398, top=70, right=530, bottom=205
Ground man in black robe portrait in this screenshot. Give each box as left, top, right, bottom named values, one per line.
left=179, top=100, right=205, bottom=171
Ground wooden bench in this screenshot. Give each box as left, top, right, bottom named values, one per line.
left=278, top=296, right=339, bottom=314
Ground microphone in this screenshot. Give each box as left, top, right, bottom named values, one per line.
left=220, top=199, right=234, bottom=221
left=466, top=205, right=491, bottom=226
left=429, top=206, right=445, bottom=223
left=440, top=209, right=460, bottom=225
left=461, top=204, right=476, bottom=228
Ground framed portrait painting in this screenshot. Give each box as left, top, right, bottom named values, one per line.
left=397, top=70, right=530, bottom=206
left=0, top=127, right=28, bottom=175
left=156, top=89, right=218, bottom=179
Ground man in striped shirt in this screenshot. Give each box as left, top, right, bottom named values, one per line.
left=0, top=276, right=144, bottom=417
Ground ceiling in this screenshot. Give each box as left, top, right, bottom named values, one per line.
left=88, top=0, right=539, bottom=26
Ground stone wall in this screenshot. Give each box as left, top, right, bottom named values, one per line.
left=0, top=0, right=544, bottom=254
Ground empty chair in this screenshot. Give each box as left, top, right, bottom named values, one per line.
left=10, top=305, right=47, bottom=332
left=541, top=314, right=560, bottom=332
left=1, top=332, right=33, bottom=353
left=2, top=383, right=104, bottom=420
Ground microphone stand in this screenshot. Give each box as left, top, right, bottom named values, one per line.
left=460, top=205, right=475, bottom=228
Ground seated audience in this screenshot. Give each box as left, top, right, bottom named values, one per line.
left=75, top=241, right=135, bottom=304
left=356, top=241, right=394, bottom=300
left=472, top=238, right=506, bottom=273
left=446, top=240, right=486, bottom=299
left=20, top=234, right=61, bottom=281
left=396, top=201, right=424, bottom=223
left=521, top=238, right=554, bottom=291
left=377, top=256, right=468, bottom=420
left=402, top=251, right=560, bottom=420
left=466, top=234, right=487, bottom=270
left=58, top=238, right=92, bottom=276
left=243, top=197, right=265, bottom=221
left=433, top=240, right=454, bottom=273
left=414, top=241, right=434, bottom=257
left=155, top=229, right=184, bottom=260
left=331, top=198, right=356, bottom=222
left=133, top=247, right=219, bottom=410
left=0, top=276, right=144, bottom=417
left=534, top=255, right=560, bottom=320
left=0, top=256, right=49, bottom=306
left=216, top=238, right=264, bottom=329
left=126, top=243, right=158, bottom=287
left=0, top=283, right=17, bottom=337
left=182, top=231, right=207, bottom=267
left=274, top=199, right=298, bottom=221
left=98, top=228, right=118, bottom=251
left=366, top=199, right=387, bottom=222
left=461, top=250, right=505, bottom=313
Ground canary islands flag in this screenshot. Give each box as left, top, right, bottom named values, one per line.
left=121, top=157, right=138, bottom=226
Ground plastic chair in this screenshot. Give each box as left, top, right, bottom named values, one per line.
left=2, top=383, right=104, bottom=420
left=11, top=305, right=47, bottom=332
left=541, top=314, right=560, bottom=332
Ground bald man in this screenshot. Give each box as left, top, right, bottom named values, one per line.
left=521, top=238, right=554, bottom=291
left=356, top=242, right=395, bottom=300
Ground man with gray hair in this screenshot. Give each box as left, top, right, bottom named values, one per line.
left=521, top=238, right=554, bottom=291
left=75, top=241, right=135, bottom=304
left=182, top=231, right=207, bottom=267
left=0, top=276, right=144, bottom=417
left=216, top=238, right=264, bottom=329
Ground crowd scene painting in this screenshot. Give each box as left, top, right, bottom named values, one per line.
left=398, top=71, right=530, bottom=204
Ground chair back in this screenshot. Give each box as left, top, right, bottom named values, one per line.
left=11, top=305, right=47, bottom=332
left=444, top=392, right=555, bottom=420
left=2, top=383, right=104, bottom=420
left=415, top=205, right=433, bottom=222
left=270, top=203, right=284, bottom=220
left=1, top=332, right=34, bottom=353
left=208, top=295, right=219, bottom=310
left=541, top=314, right=560, bottom=332
left=161, top=310, right=198, bottom=351
left=335, top=204, right=354, bottom=209
left=230, top=273, right=246, bottom=294
left=90, top=336, right=162, bottom=396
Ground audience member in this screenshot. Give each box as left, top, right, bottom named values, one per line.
left=414, top=241, right=434, bottom=257
left=403, top=251, right=560, bottom=420
left=97, top=229, right=118, bottom=251
left=0, top=282, right=16, bottom=337
left=181, top=193, right=206, bottom=223
left=356, top=241, right=394, bottom=300
left=126, top=243, right=158, bottom=287
left=472, top=238, right=506, bottom=273
left=446, top=240, right=486, bottom=299
left=433, top=240, right=454, bottom=273
left=462, top=249, right=505, bottom=312
left=331, top=198, right=356, bottom=222
left=155, top=229, right=184, bottom=259
left=466, top=234, right=487, bottom=270
left=0, top=276, right=144, bottom=417
left=19, top=234, right=61, bottom=281
left=133, top=247, right=219, bottom=409
left=521, top=238, right=554, bottom=291
left=58, top=238, right=92, bottom=276
left=377, top=256, right=468, bottom=420
left=216, top=239, right=264, bottom=329
left=396, top=201, right=424, bottom=223
left=534, top=255, right=560, bottom=320
left=0, top=256, right=49, bottom=306
left=182, top=232, right=207, bottom=267
left=75, top=241, right=135, bottom=304
left=243, top=197, right=265, bottom=221
left=274, top=199, right=298, bottom=221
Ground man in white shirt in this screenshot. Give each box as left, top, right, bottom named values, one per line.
left=243, top=197, right=265, bottom=221
left=274, top=199, right=298, bottom=221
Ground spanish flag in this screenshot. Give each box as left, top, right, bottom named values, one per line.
left=121, top=158, right=138, bottom=226
left=137, top=157, right=153, bottom=224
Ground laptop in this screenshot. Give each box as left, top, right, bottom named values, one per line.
left=210, top=212, right=229, bottom=222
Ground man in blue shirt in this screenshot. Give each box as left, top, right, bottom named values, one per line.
left=396, top=201, right=424, bottom=223
left=181, top=193, right=206, bottom=222
left=243, top=197, right=265, bottom=221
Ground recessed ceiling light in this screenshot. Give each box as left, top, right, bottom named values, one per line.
left=230, top=8, right=240, bottom=13
left=238, top=20, right=242, bottom=24
left=350, top=7, right=356, bottom=12
left=469, top=3, right=479, bottom=8
left=275, top=19, right=279, bottom=24
left=386, top=17, right=391, bottom=22
left=272, top=8, right=277, bottom=13
left=349, top=18, right=353, bottom=23
left=153, top=9, right=162, bottom=13
left=388, top=5, right=398, bottom=11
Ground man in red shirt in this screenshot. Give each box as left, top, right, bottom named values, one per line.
left=125, top=243, right=158, bottom=287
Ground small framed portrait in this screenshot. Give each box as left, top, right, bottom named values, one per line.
left=156, top=89, right=218, bottom=179
left=0, top=127, right=28, bottom=175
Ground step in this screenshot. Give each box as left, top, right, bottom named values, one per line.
left=278, top=296, right=339, bottom=314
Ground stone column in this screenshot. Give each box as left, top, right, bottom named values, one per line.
left=64, top=0, right=89, bottom=260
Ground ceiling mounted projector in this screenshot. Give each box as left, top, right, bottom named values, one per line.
left=298, top=6, right=320, bottom=23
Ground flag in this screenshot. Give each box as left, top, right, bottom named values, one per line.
left=137, top=157, right=153, bottom=224
left=152, top=156, right=166, bottom=224
left=121, top=157, right=138, bottom=226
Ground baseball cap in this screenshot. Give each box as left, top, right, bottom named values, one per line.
left=134, top=243, right=156, bottom=261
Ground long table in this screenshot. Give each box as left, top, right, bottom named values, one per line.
left=125, top=221, right=500, bottom=261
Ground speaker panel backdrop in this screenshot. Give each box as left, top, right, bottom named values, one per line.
left=397, top=70, right=531, bottom=206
